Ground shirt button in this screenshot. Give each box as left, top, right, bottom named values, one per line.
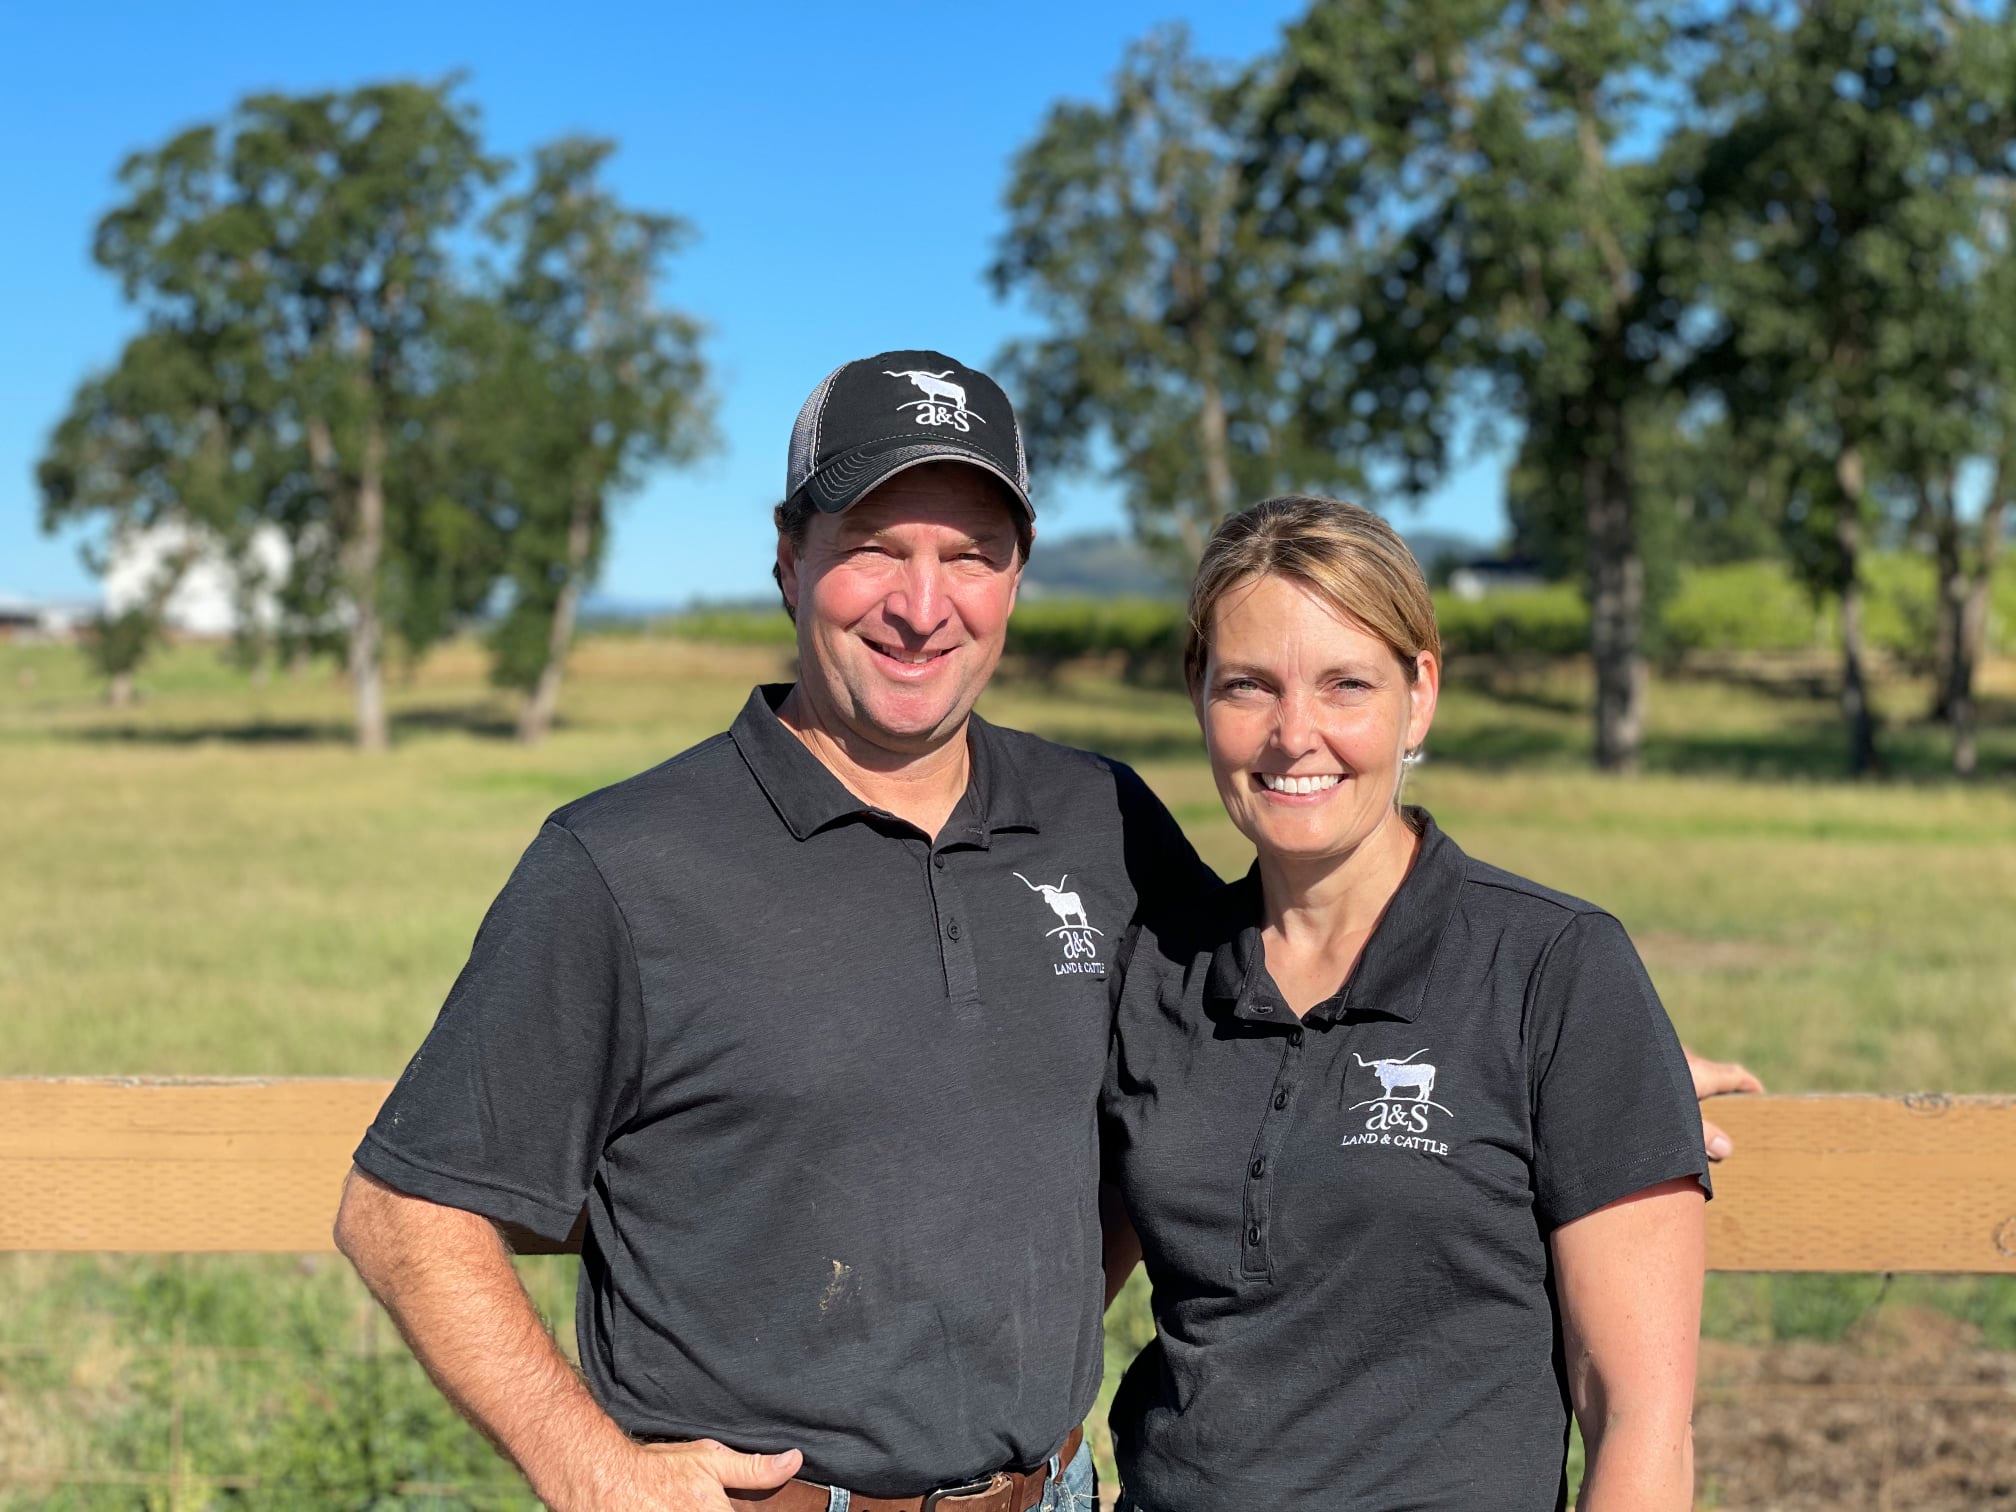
left=1249, top=1157, right=1265, bottom=1179
left=1246, top=1224, right=1262, bottom=1246
left=933, top=853, right=946, bottom=869
left=1289, top=1029, right=1304, bottom=1048
left=1272, top=1090, right=1288, bottom=1110
left=945, top=918, right=961, bottom=941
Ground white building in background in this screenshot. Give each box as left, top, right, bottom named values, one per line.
left=0, top=593, right=82, bottom=639
left=103, top=520, right=291, bottom=637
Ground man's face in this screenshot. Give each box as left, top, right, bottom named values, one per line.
left=778, top=462, right=1027, bottom=756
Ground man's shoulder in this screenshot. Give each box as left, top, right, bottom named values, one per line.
left=982, top=718, right=1121, bottom=777
left=545, top=729, right=747, bottom=846
left=980, top=718, right=1161, bottom=811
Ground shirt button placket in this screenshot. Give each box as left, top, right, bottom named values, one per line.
left=926, top=846, right=979, bottom=1003
left=1242, top=1027, right=1306, bottom=1279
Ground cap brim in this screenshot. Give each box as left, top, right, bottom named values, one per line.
left=798, top=439, right=1034, bottom=521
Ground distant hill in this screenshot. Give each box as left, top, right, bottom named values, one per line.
left=1021, top=532, right=1187, bottom=598
left=1023, top=527, right=1487, bottom=600
left=586, top=524, right=1490, bottom=623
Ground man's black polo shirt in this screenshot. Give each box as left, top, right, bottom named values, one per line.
left=1102, top=810, right=1709, bottom=1512
left=353, top=685, right=1212, bottom=1496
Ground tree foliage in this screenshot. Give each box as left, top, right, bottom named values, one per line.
left=991, top=27, right=1351, bottom=563
left=40, top=84, right=711, bottom=743
left=1677, top=0, right=2015, bottom=773
left=469, top=138, right=714, bottom=740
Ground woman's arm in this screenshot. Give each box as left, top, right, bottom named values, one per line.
left=1550, top=1176, right=1706, bottom=1512
left=1100, top=1180, right=1144, bottom=1309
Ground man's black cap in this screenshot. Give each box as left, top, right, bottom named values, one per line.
left=785, top=350, right=1034, bottom=519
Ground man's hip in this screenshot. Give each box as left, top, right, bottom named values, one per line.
left=733, top=1427, right=1091, bottom=1512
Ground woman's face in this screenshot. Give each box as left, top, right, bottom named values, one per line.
left=1197, top=572, right=1438, bottom=867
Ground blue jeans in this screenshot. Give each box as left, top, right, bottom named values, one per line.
left=820, top=1438, right=1096, bottom=1511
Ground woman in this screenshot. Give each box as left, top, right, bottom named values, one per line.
left=1102, top=496, right=1709, bottom=1511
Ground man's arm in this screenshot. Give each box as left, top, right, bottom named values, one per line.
left=333, top=1167, right=801, bottom=1511
left=1551, top=1177, right=1706, bottom=1512
left=1683, top=1046, right=1765, bottom=1160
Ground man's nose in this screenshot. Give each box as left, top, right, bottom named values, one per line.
left=885, top=557, right=948, bottom=636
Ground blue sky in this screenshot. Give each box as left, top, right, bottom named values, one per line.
left=0, top=1, right=1510, bottom=609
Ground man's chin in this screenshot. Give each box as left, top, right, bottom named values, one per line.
left=840, top=680, right=976, bottom=750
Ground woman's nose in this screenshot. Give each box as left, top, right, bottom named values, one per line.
left=1273, top=689, right=1319, bottom=756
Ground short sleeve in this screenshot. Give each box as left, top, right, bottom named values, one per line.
left=353, top=821, right=644, bottom=1242
left=1113, top=762, right=1220, bottom=930
left=1527, top=911, right=1711, bottom=1231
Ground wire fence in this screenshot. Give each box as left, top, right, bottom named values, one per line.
left=4, top=1260, right=2016, bottom=1509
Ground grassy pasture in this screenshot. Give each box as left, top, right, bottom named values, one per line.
left=2, top=632, right=2013, bottom=1506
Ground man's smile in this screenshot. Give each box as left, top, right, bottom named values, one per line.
left=861, top=634, right=957, bottom=673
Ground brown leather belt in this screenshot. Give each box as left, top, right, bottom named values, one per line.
left=730, top=1426, right=1084, bottom=1512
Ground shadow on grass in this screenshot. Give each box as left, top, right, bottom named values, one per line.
left=69, top=703, right=528, bottom=748
left=1014, top=725, right=1209, bottom=764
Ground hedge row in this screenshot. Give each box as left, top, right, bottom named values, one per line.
left=662, top=556, right=2012, bottom=669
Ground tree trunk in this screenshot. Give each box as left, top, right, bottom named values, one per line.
left=107, top=670, right=136, bottom=709
left=1834, top=446, right=1879, bottom=777
left=346, top=421, right=389, bottom=753
left=517, top=496, right=595, bottom=744
left=1928, top=509, right=1963, bottom=723
left=1586, top=394, right=1645, bottom=773
left=1950, top=485, right=2009, bottom=777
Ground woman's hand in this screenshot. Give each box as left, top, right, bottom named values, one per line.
left=1681, top=1044, right=1765, bottom=1160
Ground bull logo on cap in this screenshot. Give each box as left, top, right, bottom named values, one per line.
left=885, top=368, right=986, bottom=433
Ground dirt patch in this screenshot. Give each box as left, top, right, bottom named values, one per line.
left=1696, top=1310, right=2016, bottom=1509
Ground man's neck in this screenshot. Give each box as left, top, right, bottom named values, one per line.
left=774, top=683, right=972, bottom=840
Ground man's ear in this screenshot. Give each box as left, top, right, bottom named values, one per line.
left=776, top=533, right=801, bottom=616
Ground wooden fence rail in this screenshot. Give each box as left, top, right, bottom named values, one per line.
left=3, top=1079, right=2015, bottom=1271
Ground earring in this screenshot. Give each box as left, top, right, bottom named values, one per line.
left=1402, top=747, right=1424, bottom=768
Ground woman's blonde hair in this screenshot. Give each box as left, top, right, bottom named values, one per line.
left=1184, top=495, right=1442, bottom=694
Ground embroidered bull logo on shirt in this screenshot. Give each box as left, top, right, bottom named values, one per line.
left=1352, top=1050, right=1437, bottom=1101
left=1013, top=872, right=1105, bottom=976
left=886, top=369, right=987, bottom=433
left=1343, top=1047, right=1454, bottom=1155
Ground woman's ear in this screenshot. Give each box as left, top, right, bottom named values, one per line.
left=1407, top=651, right=1441, bottom=750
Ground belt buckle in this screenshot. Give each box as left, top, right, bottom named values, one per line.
left=920, top=1474, right=1002, bottom=1511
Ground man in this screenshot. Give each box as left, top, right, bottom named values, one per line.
left=333, top=350, right=1760, bottom=1511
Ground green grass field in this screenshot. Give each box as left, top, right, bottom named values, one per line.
left=2, top=632, right=2013, bottom=1506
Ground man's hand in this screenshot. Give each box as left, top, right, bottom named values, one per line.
left=581, top=1437, right=802, bottom=1511
left=1684, top=1045, right=1765, bottom=1161
left=568, top=1443, right=802, bottom=1512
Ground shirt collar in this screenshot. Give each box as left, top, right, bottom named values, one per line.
left=728, top=684, right=1042, bottom=845
left=1205, top=807, right=1469, bottom=1025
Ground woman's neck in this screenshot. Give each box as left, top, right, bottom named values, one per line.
left=1257, top=809, right=1421, bottom=1006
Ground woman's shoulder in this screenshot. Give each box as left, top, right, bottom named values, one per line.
left=1456, top=854, right=1610, bottom=927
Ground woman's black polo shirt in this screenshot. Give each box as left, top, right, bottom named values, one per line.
left=1102, top=809, right=1709, bottom=1512
left=352, top=685, right=1214, bottom=1496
